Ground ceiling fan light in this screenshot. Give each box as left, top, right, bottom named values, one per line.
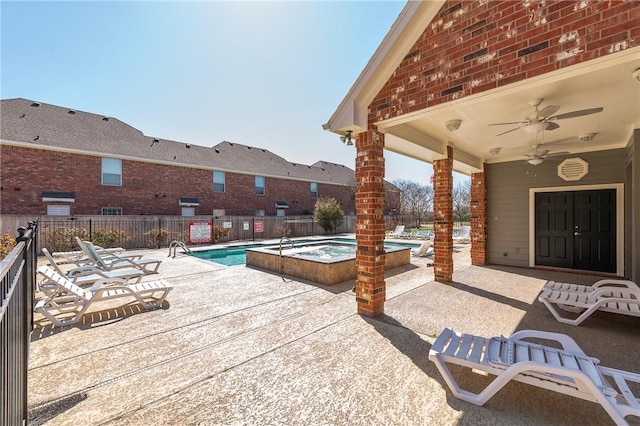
left=445, top=119, right=462, bottom=131
left=524, top=122, right=552, bottom=133
left=528, top=158, right=544, bottom=165
left=578, top=133, right=597, bottom=142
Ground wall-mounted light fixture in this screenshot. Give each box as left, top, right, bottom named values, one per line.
left=445, top=119, right=462, bottom=132
left=340, top=130, right=354, bottom=146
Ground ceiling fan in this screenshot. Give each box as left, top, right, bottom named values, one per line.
left=522, top=131, right=570, bottom=165
left=489, top=98, right=603, bottom=137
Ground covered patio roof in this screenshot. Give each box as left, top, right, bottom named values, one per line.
left=324, top=1, right=640, bottom=175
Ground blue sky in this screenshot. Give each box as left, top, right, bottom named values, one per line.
left=1, top=1, right=463, bottom=185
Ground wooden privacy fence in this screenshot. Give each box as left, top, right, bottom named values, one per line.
left=0, top=215, right=356, bottom=253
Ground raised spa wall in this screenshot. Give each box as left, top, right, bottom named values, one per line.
left=245, top=243, right=411, bottom=285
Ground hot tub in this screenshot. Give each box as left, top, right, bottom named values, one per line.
left=245, top=241, right=410, bottom=285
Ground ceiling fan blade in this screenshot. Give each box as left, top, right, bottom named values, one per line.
left=548, top=107, right=603, bottom=121
left=537, top=105, right=560, bottom=119
left=544, top=122, right=560, bottom=131
left=545, top=151, right=571, bottom=158
left=488, top=121, right=528, bottom=126
left=495, top=127, right=522, bottom=137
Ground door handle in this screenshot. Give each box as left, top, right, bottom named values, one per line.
left=574, top=232, right=582, bottom=236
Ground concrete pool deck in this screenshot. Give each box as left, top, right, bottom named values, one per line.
left=29, top=236, right=640, bottom=425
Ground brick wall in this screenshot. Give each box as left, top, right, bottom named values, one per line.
left=369, top=0, right=639, bottom=123
left=0, top=145, right=355, bottom=216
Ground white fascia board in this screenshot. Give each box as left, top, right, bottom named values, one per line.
left=323, top=1, right=445, bottom=135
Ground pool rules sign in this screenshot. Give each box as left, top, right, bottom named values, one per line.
left=189, top=222, right=212, bottom=244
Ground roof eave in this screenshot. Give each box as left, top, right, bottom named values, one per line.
left=323, top=0, right=445, bottom=136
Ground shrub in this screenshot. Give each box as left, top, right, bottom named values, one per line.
left=0, top=233, right=17, bottom=260
left=92, top=228, right=129, bottom=248
left=314, top=197, right=344, bottom=234
left=144, top=228, right=170, bottom=249
left=42, top=227, right=89, bottom=252
left=212, top=224, right=229, bottom=243
left=276, top=225, right=292, bottom=238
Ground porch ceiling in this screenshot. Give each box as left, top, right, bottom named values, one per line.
left=376, top=47, right=640, bottom=176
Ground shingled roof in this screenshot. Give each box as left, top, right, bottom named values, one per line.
left=0, top=98, right=355, bottom=185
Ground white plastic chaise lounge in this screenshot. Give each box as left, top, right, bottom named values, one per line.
left=429, top=327, right=640, bottom=425
left=544, top=278, right=639, bottom=294
left=538, top=282, right=640, bottom=326
left=51, top=245, right=127, bottom=266
left=452, top=225, right=471, bottom=243
left=35, top=266, right=173, bottom=327
left=40, top=248, right=144, bottom=293
left=411, top=241, right=433, bottom=257
left=78, top=239, right=162, bottom=274
left=386, top=225, right=406, bottom=239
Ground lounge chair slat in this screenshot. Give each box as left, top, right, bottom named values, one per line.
left=529, top=345, right=546, bottom=363
left=443, top=333, right=462, bottom=357
left=431, top=328, right=454, bottom=353
left=469, top=336, right=486, bottom=363
left=544, top=348, right=563, bottom=367
left=458, top=334, right=473, bottom=359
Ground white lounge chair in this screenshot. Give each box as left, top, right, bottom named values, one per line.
left=538, top=284, right=640, bottom=326
left=78, top=239, right=162, bottom=274
left=35, top=266, right=173, bottom=327
left=386, top=225, right=406, bottom=239
left=411, top=241, right=433, bottom=257
left=429, top=327, right=640, bottom=425
left=453, top=225, right=471, bottom=243
left=40, top=248, right=144, bottom=293
left=544, top=279, right=639, bottom=294
left=51, top=245, right=126, bottom=266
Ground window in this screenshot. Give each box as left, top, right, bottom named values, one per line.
left=310, top=182, right=318, bottom=199
left=102, top=158, right=122, bottom=186
left=101, top=207, right=123, bottom=215
left=181, top=207, right=195, bottom=217
left=213, top=171, right=225, bottom=192
left=255, top=176, right=265, bottom=195
left=47, top=205, right=70, bottom=216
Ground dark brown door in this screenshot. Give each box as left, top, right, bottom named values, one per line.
left=535, top=189, right=615, bottom=273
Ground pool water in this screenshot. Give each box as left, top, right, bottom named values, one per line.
left=191, top=238, right=418, bottom=267
left=289, top=245, right=355, bottom=260
left=191, top=244, right=266, bottom=266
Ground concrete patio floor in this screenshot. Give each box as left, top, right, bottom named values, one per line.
left=28, top=237, right=640, bottom=425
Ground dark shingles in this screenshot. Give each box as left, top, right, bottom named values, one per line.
left=1, top=98, right=354, bottom=185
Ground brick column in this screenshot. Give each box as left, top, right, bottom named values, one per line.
left=470, top=166, right=487, bottom=265
left=354, top=129, right=386, bottom=317
left=433, top=146, right=453, bottom=282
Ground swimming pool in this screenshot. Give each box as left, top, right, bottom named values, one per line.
left=191, top=238, right=418, bottom=267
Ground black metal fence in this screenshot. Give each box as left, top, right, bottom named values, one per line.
left=0, top=221, right=37, bottom=426
left=0, top=215, right=357, bottom=253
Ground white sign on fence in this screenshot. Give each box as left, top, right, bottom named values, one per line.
left=189, top=222, right=212, bottom=244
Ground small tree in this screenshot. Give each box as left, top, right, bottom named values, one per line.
left=314, top=197, right=344, bottom=234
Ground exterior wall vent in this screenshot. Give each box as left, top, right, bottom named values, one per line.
left=558, top=157, right=589, bottom=181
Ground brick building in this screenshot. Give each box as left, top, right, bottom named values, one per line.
left=0, top=98, right=398, bottom=217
